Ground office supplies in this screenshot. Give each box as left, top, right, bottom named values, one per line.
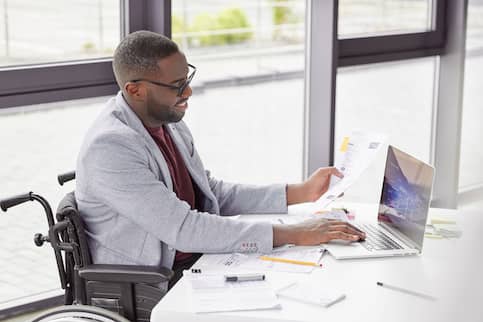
left=324, top=145, right=434, bottom=259
left=194, top=246, right=324, bottom=273
left=376, top=282, right=436, bottom=300
left=184, top=270, right=280, bottom=313
left=276, top=282, right=346, bottom=307
left=225, top=273, right=265, bottom=282
left=432, top=223, right=462, bottom=238
left=431, top=216, right=457, bottom=225
left=259, top=256, right=322, bottom=267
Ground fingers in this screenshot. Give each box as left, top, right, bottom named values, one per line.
left=326, top=230, right=361, bottom=241
left=329, top=225, right=365, bottom=240
left=327, top=221, right=366, bottom=240
left=330, top=167, right=344, bottom=179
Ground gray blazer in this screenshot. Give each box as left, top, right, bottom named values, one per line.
left=76, top=92, right=287, bottom=275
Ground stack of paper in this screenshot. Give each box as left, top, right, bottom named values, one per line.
left=425, top=216, right=462, bottom=239
left=185, top=270, right=280, bottom=313
left=432, top=223, right=462, bottom=238
left=195, top=246, right=325, bottom=274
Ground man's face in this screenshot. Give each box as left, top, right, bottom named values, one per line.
left=143, top=52, right=193, bottom=125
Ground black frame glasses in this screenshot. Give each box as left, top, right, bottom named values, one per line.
left=130, top=64, right=196, bottom=97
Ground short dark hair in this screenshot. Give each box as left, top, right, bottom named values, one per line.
left=112, top=30, right=179, bottom=90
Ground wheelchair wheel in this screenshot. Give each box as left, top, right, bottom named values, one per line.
left=29, top=305, right=130, bottom=322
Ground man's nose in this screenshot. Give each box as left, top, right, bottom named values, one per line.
left=180, top=84, right=192, bottom=98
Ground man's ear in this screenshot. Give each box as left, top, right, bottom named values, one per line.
left=124, top=82, right=146, bottom=102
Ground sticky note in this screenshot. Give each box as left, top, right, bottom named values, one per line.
left=340, top=137, right=350, bottom=152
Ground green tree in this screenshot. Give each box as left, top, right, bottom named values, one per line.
left=172, top=15, right=186, bottom=45
left=217, top=8, right=252, bottom=44
left=190, top=13, right=223, bottom=46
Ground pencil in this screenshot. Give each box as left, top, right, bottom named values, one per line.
left=259, top=255, right=323, bottom=267
left=376, top=282, right=436, bottom=300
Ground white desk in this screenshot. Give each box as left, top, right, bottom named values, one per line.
left=151, top=204, right=483, bottom=322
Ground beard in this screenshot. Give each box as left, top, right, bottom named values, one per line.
left=146, top=93, right=185, bottom=124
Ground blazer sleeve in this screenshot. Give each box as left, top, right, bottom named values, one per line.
left=77, top=130, right=274, bottom=254
left=205, top=170, right=288, bottom=216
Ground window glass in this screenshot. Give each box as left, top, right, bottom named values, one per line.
left=338, top=0, right=432, bottom=37
left=0, top=98, right=105, bottom=304
left=172, top=0, right=305, bottom=184
left=0, top=0, right=120, bottom=67
left=459, top=0, right=483, bottom=191
left=335, top=58, right=436, bottom=202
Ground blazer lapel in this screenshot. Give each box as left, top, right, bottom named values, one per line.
left=166, top=124, right=215, bottom=202
left=115, top=92, right=173, bottom=191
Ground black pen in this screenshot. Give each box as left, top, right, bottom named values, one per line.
left=224, top=273, right=265, bottom=282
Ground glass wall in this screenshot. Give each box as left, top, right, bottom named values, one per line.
left=0, top=98, right=105, bottom=304
left=459, top=0, right=483, bottom=192
left=335, top=58, right=436, bottom=202
left=0, top=0, right=120, bottom=67
left=338, top=0, right=432, bottom=37
left=173, top=0, right=306, bottom=184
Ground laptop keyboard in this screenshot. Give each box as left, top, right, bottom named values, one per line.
left=355, top=223, right=403, bottom=251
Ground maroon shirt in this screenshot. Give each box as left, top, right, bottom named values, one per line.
left=146, top=125, right=195, bottom=262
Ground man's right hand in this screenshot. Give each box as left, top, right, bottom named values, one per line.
left=272, top=218, right=366, bottom=247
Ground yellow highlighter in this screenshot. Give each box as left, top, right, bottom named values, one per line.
left=259, top=256, right=323, bottom=267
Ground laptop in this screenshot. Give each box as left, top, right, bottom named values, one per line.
left=324, top=145, right=434, bottom=259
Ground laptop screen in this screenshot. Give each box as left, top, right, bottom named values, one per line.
left=378, top=146, right=434, bottom=250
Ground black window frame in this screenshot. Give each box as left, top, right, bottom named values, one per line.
left=338, top=0, right=447, bottom=66
left=0, top=0, right=172, bottom=110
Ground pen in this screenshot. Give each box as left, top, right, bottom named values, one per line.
left=224, top=273, right=265, bottom=282
left=376, top=282, right=436, bottom=300
left=259, top=256, right=322, bottom=267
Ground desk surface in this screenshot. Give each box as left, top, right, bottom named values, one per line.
left=151, top=204, right=483, bottom=322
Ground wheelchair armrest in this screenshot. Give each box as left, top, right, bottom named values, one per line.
left=78, top=264, right=173, bottom=284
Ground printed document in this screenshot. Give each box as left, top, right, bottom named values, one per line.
left=184, top=270, right=280, bottom=313
left=195, top=246, right=325, bottom=273
left=317, top=131, right=386, bottom=208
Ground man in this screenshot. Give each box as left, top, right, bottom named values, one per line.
left=76, top=31, right=365, bottom=289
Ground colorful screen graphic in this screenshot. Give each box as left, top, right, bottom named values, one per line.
left=378, top=146, right=434, bottom=250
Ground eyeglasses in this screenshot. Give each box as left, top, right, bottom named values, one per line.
left=130, top=64, right=196, bottom=97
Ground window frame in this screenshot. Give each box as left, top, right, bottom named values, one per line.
left=305, top=0, right=448, bottom=174
left=0, top=0, right=172, bottom=318
left=0, top=0, right=172, bottom=110
left=305, top=0, right=470, bottom=210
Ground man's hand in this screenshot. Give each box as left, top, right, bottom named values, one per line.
left=286, top=167, right=343, bottom=205
left=273, top=218, right=365, bottom=247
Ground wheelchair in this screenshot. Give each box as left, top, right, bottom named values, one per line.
left=1, top=171, right=173, bottom=322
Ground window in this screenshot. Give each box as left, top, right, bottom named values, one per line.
left=459, top=0, right=483, bottom=191
left=0, top=0, right=120, bottom=67
left=0, top=97, right=106, bottom=306
left=334, top=58, right=436, bottom=202
left=335, top=58, right=436, bottom=163
left=338, top=0, right=433, bottom=37
left=172, top=0, right=306, bottom=184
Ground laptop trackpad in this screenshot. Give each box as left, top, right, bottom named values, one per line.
left=324, top=240, right=371, bottom=258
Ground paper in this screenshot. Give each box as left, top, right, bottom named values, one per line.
left=432, top=223, right=462, bottom=238
left=185, top=270, right=281, bottom=313
left=195, top=246, right=325, bottom=273
left=314, top=209, right=350, bottom=221
left=276, top=282, right=346, bottom=307
left=317, top=131, right=386, bottom=208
